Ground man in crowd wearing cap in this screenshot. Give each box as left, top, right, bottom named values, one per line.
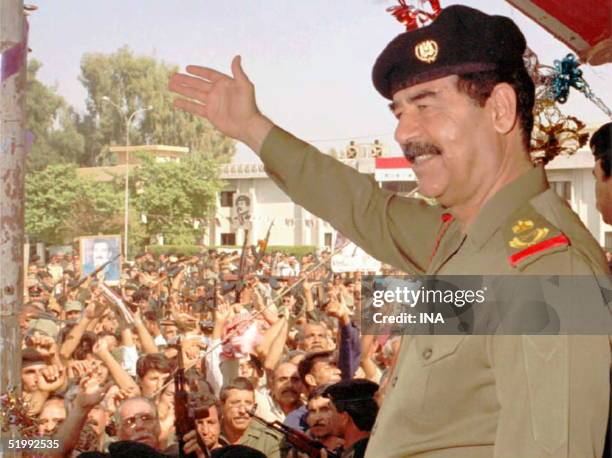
left=65, top=300, right=83, bottom=322
left=170, top=4, right=610, bottom=456
left=324, top=379, right=379, bottom=458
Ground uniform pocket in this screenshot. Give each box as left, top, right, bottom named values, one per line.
left=522, top=335, right=568, bottom=453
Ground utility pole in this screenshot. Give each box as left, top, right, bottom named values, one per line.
left=0, top=0, right=27, bottom=456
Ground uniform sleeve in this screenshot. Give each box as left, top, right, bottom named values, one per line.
left=490, top=249, right=611, bottom=458
left=205, top=338, right=224, bottom=397
left=260, top=126, right=445, bottom=274
left=338, top=322, right=362, bottom=380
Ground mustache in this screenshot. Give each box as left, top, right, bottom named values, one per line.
left=401, top=142, right=442, bottom=161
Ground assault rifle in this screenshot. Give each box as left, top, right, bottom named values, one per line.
left=54, top=254, right=119, bottom=302
left=248, top=409, right=339, bottom=458
left=174, top=337, right=210, bottom=458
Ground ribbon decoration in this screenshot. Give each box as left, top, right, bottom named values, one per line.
left=523, top=48, right=602, bottom=164
left=386, top=0, right=442, bottom=31
left=550, top=54, right=583, bottom=103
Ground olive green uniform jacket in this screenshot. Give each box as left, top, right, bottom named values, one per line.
left=220, top=420, right=285, bottom=458
left=260, top=127, right=611, bottom=458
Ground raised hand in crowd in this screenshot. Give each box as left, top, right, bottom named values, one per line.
left=324, top=292, right=351, bottom=326
left=27, top=333, right=59, bottom=360
left=51, top=378, right=113, bottom=458
left=182, top=429, right=209, bottom=458
left=38, top=364, right=66, bottom=393
left=93, top=334, right=140, bottom=396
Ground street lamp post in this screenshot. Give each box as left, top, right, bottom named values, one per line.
left=101, top=97, right=152, bottom=261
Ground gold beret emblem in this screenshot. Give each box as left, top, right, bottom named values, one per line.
left=415, top=39, right=439, bottom=64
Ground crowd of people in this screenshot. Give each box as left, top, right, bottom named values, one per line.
left=20, top=247, right=395, bottom=457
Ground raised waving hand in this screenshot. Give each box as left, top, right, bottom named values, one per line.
left=168, top=55, right=273, bottom=152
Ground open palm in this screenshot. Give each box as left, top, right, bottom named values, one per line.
left=169, top=56, right=261, bottom=142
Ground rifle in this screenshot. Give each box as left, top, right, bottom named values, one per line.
left=236, top=229, right=249, bottom=302
left=252, top=220, right=274, bottom=273
left=174, top=337, right=211, bottom=458
left=248, top=410, right=339, bottom=458
left=78, top=254, right=120, bottom=286
left=55, top=254, right=119, bottom=302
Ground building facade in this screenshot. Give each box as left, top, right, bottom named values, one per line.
left=208, top=144, right=612, bottom=251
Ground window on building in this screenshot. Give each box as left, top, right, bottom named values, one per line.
left=221, top=233, right=236, bottom=246
left=220, top=191, right=236, bottom=207
left=324, top=233, right=333, bottom=247
left=605, top=232, right=612, bottom=252
left=551, top=181, right=572, bottom=202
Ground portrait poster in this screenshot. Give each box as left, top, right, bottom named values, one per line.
left=79, top=235, right=121, bottom=285
left=231, top=193, right=253, bottom=231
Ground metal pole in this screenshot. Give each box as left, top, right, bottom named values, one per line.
left=124, top=115, right=130, bottom=261
left=0, top=0, right=27, bottom=456
left=101, top=98, right=152, bottom=262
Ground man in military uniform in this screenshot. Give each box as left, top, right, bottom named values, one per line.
left=169, top=5, right=610, bottom=456
left=218, top=377, right=285, bottom=458
left=323, top=379, right=379, bottom=458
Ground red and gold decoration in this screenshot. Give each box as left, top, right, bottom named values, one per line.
left=387, top=0, right=441, bottom=31
left=0, top=388, right=39, bottom=437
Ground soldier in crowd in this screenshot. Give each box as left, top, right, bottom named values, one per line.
left=170, top=3, right=611, bottom=456
left=323, top=379, right=379, bottom=458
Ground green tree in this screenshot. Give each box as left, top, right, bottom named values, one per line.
left=25, top=164, right=123, bottom=244
left=26, top=60, right=86, bottom=171
left=132, top=153, right=224, bottom=245
left=79, top=46, right=235, bottom=164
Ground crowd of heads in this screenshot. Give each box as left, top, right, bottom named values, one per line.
left=20, top=246, right=394, bottom=456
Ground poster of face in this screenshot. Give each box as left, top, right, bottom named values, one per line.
left=231, top=193, right=252, bottom=231
left=79, top=235, right=121, bottom=285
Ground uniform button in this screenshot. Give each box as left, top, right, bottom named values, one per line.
left=422, top=348, right=433, bottom=360
left=391, top=375, right=398, bottom=387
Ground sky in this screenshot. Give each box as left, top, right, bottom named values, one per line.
left=28, top=0, right=612, bottom=162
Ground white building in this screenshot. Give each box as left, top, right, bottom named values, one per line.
left=208, top=140, right=612, bottom=251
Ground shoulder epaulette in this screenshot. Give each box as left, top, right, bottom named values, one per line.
left=504, top=204, right=570, bottom=269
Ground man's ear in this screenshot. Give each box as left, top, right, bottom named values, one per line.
left=488, top=82, right=517, bottom=136
left=304, top=374, right=316, bottom=388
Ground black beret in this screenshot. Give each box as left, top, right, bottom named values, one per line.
left=106, top=441, right=173, bottom=458
left=372, top=5, right=527, bottom=99
left=323, top=379, right=379, bottom=405
left=211, top=445, right=267, bottom=458
left=590, top=122, right=612, bottom=156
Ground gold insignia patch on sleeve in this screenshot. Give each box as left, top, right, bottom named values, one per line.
left=508, top=220, right=550, bottom=249
left=504, top=208, right=569, bottom=269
